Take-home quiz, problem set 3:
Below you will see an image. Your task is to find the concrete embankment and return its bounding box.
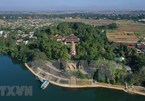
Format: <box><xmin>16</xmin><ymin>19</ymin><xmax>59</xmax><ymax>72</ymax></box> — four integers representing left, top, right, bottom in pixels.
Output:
<box><xmin>24</xmin><ymin>63</ymin><xmax>145</xmax><ymax>96</ymax></box>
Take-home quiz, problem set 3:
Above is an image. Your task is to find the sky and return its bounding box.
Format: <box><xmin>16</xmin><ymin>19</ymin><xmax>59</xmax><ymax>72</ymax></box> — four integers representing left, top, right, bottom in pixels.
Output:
<box><xmin>0</xmin><ymin>0</ymin><xmax>145</xmax><ymax>11</ymax></box>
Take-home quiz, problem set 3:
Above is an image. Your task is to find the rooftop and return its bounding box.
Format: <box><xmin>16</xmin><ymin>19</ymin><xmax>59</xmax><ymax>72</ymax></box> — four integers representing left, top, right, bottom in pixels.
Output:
<box><xmin>65</xmin><ymin>34</ymin><xmax>80</xmax><ymax>43</ymax></box>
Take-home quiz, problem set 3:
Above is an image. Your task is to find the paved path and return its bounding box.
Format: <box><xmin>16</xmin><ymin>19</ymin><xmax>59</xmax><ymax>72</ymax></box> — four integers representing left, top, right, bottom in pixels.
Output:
<box><xmin>24</xmin><ymin>63</ymin><xmax>145</xmax><ymax>97</ymax></box>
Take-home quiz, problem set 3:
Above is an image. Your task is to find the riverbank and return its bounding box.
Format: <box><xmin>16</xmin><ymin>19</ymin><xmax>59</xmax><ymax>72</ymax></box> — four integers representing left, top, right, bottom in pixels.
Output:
<box><xmin>24</xmin><ymin>63</ymin><xmax>145</xmax><ymax>96</ymax></box>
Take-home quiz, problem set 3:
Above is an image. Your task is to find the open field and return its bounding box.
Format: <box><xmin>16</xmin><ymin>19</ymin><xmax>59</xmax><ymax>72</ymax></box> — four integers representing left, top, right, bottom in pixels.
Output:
<box><xmin>63</xmin><ymin>18</ymin><xmax>118</xmax><ymax>26</ymax></box>
<box><xmin>135</xmin><ymin>30</ymin><xmax>145</xmax><ymax>37</ymax></box>
<box><xmin>115</xmin><ymin>20</ymin><xmax>145</xmax><ymax>32</ymax></box>
<box><xmin>63</xmin><ymin>19</ymin><xmax>145</xmax><ymax>31</ymax></box>
<box><xmin>63</xmin><ymin>19</ymin><xmax>145</xmax><ymax>43</ymax></box>
<box><xmin>106</xmin><ymin>20</ymin><xmax>145</xmax><ymax>43</ymax></box>
<box><xmin>107</xmin><ymin>31</ymin><xmax>139</xmax><ymax>44</ymax></box>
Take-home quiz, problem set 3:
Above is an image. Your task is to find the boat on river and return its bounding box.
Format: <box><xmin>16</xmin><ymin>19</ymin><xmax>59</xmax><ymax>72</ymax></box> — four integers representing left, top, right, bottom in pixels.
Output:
<box><xmin>41</xmin><ymin>80</ymin><xmax>49</xmax><ymax>89</ymax></box>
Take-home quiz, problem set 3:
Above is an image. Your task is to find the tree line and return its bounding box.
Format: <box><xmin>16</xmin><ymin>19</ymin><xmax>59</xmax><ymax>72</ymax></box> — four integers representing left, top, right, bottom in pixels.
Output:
<box><xmin>0</xmin><ymin>22</ymin><xmax>145</xmax><ymax>86</ymax></box>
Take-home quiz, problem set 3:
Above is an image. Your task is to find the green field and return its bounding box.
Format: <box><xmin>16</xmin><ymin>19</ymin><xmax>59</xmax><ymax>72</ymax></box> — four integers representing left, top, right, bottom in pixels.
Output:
<box><xmin>135</xmin><ymin>30</ymin><xmax>145</xmax><ymax>37</ymax></box>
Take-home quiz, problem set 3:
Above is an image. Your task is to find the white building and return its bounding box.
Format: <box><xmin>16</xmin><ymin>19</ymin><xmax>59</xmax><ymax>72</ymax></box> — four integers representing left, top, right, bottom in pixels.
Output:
<box><xmin>0</xmin><ymin>31</ymin><xmax>4</xmax><ymax>36</ymax></box>
<box><xmin>23</xmin><ymin>40</ymin><xmax>29</xmax><ymax>45</ymax></box>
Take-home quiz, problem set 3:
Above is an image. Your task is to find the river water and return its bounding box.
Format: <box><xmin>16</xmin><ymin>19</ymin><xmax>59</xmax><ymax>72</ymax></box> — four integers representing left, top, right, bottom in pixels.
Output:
<box><xmin>0</xmin><ymin>55</ymin><xmax>145</xmax><ymax>101</ymax></box>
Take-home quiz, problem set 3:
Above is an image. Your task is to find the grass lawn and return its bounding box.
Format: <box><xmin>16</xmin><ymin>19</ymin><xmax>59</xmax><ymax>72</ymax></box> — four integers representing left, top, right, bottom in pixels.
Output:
<box><xmin>135</xmin><ymin>30</ymin><xmax>145</xmax><ymax>37</ymax></box>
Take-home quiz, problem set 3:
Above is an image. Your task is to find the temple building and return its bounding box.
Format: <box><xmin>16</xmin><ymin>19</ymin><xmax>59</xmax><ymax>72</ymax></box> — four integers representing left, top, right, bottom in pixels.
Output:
<box><xmin>64</xmin><ymin>34</ymin><xmax>80</xmax><ymax>44</ymax></box>
<box><xmin>64</xmin><ymin>34</ymin><xmax>80</xmax><ymax>56</ymax></box>
<box><xmin>55</xmin><ymin>34</ymin><xmax>80</xmax><ymax>56</ymax></box>
<box><xmin>55</xmin><ymin>34</ymin><xmax>65</xmax><ymax>41</ymax></box>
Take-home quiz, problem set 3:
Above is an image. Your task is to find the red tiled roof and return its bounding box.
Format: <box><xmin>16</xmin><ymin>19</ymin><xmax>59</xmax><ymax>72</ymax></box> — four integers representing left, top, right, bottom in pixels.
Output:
<box><xmin>65</xmin><ymin>34</ymin><xmax>80</xmax><ymax>43</ymax></box>
<box><xmin>128</xmin><ymin>45</ymin><xmax>135</xmax><ymax>49</ymax></box>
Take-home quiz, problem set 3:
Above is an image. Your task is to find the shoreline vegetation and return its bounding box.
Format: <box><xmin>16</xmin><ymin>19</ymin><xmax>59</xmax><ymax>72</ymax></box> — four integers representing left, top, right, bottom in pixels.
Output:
<box><xmin>25</xmin><ymin>63</ymin><xmax>145</xmax><ymax>96</ymax></box>
<box><xmin>0</xmin><ymin>18</ymin><xmax>145</xmax><ymax>97</ymax></box>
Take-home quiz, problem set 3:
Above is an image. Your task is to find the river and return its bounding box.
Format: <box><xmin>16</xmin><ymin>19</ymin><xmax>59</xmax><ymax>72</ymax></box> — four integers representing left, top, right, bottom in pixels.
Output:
<box><xmin>0</xmin><ymin>55</ymin><xmax>145</xmax><ymax>101</ymax></box>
